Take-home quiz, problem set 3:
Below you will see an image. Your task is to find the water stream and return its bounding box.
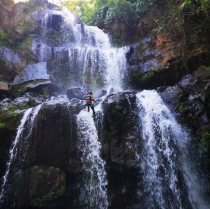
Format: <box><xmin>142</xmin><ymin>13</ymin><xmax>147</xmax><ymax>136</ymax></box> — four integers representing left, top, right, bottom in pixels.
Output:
<box><xmin>136</xmin><ymin>90</ymin><xmax>210</xmax><ymax>209</ymax></box>
<box><xmin>77</xmin><ymin>110</ymin><xmax>108</xmax><ymax>209</ymax></box>
<box><xmin>33</xmin><ymin>8</ymin><xmax>128</xmax><ymax>92</ymax></box>
<box><xmin>0</xmin><ymin>105</ymin><xmax>41</xmax><ymax>206</ymax></box>
<box><xmin>1</xmin><ymin>3</ymin><xmax>210</xmax><ymax>209</ymax></box>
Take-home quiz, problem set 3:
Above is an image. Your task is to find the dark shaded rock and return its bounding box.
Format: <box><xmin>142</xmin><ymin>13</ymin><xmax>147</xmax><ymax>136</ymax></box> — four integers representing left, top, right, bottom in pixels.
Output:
<box><xmin>1</xmin><ymin>98</ymin><xmax>83</xmax><ymax>208</ymax></box>
<box><xmin>0</xmin><ymin>127</ymin><xmax>16</xmax><ymax>186</ymax></box>
<box><xmin>29</xmin><ymin>100</ymin><xmax>77</xmax><ymax>169</ymax></box>
<box><xmin>101</xmin><ymin>91</ymin><xmax>140</xmax><ymax>168</ymax></box>
<box><xmin>179</xmin><ymin>74</ymin><xmax>197</xmax><ymax>88</ymax></box>
<box><xmin>47</xmin><ymin>14</ymin><xmax>63</xmax><ymax>31</ymax></box>
<box><xmin>68</xmin><ymin>98</ymin><xmax>86</xmax><ymax>114</ymax></box>
<box><xmin>13</xmin><ymin>165</ymin><xmax>66</xmax><ymax>209</ymax></box>
<box><xmin>158</xmin><ymin>85</ymin><xmax>182</xmax><ymax>114</ymax></box>
<box><xmin>12</xmin><ymin>97</ymin><xmax>30</xmax><ymax>107</ymax></box>
<box><xmin>25</xmin><ymin>80</ymin><xmax>60</xmax><ymax>96</ymax></box>
<box><xmin>66</xmin><ymin>87</ymin><xmax>87</xmax><ymax>100</ymax></box>
<box><xmin>100</xmin><ymin>91</ymin><xmax>142</xmax><ymax>208</ymax></box>
<box><xmin>159</xmin><ymin>66</ymin><xmax>210</xmax><ymax>178</ymax></box>
<box><xmin>126</xmin><ymin>7</ymin><xmax>210</xmax><ymax>91</ymax></box>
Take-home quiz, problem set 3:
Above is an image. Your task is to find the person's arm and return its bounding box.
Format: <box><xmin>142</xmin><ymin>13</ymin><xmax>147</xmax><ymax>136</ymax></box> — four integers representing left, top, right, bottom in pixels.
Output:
<box><xmin>92</xmin><ymin>97</ymin><xmax>97</xmax><ymax>103</ymax></box>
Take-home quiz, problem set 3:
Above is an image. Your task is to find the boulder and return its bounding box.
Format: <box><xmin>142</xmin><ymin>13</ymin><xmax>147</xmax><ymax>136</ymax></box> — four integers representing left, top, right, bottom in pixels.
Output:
<box><xmin>101</xmin><ymin>91</ymin><xmax>140</xmax><ymax>168</ymax></box>
<box><xmin>25</xmin><ymin>80</ymin><xmax>59</xmax><ymax>96</ymax></box>
<box><xmin>0</xmin><ymin>47</ymin><xmax>23</xmax><ymax>82</ymax></box>
<box><xmin>14</xmin><ymin>165</ymin><xmax>66</xmax><ymax>209</ymax></box>
<box><xmin>1</xmin><ymin>99</ymin><xmax>82</xmax><ymax>208</ymax></box>
<box><xmin>100</xmin><ymin>91</ymin><xmax>141</xmax><ymax>207</ymax></box>
<box><xmin>15</xmin><ymin>62</ymin><xmax>50</xmax><ymax>84</ymax></box>
<box><xmin>66</xmin><ymin>87</ymin><xmax>88</xmax><ymax>100</ymax></box>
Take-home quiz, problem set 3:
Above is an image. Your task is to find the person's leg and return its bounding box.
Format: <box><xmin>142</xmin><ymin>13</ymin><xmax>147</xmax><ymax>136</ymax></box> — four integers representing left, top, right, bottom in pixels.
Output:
<box><xmin>87</xmin><ymin>104</ymin><xmax>90</xmax><ymax>112</ymax></box>
<box><xmin>91</xmin><ymin>105</ymin><xmax>95</xmax><ymax>116</ymax></box>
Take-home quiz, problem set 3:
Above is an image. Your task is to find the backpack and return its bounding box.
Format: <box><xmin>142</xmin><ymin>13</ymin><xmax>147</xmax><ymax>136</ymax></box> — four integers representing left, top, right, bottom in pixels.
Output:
<box><xmin>86</xmin><ymin>95</ymin><xmax>92</xmax><ymax>104</ymax></box>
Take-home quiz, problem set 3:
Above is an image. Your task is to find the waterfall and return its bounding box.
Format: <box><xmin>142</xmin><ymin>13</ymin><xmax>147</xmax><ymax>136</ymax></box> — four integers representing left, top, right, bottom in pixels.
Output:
<box><xmin>136</xmin><ymin>90</ymin><xmax>210</xmax><ymax>209</ymax></box>
<box><xmin>0</xmin><ymin>105</ymin><xmax>41</xmax><ymax>206</ymax></box>
<box><xmin>32</xmin><ymin>7</ymin><xmax>128</xmax><ymax>92</ymax></box>
<box><xmin>77</xmin><ymin>110</ymin><xmax>108</xmax><ymax>209</ymax></box>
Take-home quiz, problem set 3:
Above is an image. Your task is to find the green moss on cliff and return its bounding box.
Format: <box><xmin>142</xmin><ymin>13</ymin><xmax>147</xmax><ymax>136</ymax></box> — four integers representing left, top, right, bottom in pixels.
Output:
<box><xmin>0</xmin><ymin>28</ymin><xmax>13</xmax><ymax>46</ymax></box>
<box><xmin>0</xmin><ymin>109</ymin><xmax>21</xmax><ymax>130</ymax></box>
<box><xmin>130</xmin><ymin>66</ymin><xmax>169</xmax><ymax>89</ymax></box>
<box><xmin>11</xmin><ymin>84</ymin><xmax>27</xmax><ymax>98</ymax></box>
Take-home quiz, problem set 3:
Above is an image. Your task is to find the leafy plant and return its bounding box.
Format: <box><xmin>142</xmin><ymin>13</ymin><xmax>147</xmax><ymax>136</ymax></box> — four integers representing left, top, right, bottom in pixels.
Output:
<box><xmin>181</xmin><ymin>0</ymin><xmax>210</xmax><ymax>13</ymax></box>
<box><xmin>0</xmin><ymin>109</ymin><xmax>21</xmax><ymax>130</ymax></box>
<box><xmin>0</xmin><ymin>28</ymin><xmax>13</xmax><ymax>46</ymax></box>
<box><xmin>42</xmin><ymin>87</ymin><xmax>49</xmax><ymax>98</ymax></box>
<box><xmin>0</xmin><ymin>122</ymin><xmax>6</xmax><ymax>129</ymax></box>
<box><xmin>201</xmin><ymin>131</ymin><xmax>210</xmax><ymax>152</ymax></box>
<box><xmin>8</xmin><ymin>105</ymin><xmax>18</xmax><ymax>111</ymax></box>
<box><xmin>43</xmin><ymin>186</ymin><xmax>66</xmax><ymax>199</ymax></box>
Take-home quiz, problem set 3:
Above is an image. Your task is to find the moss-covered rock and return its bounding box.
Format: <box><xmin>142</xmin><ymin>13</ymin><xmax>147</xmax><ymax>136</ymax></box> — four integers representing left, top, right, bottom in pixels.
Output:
<box><xmin>14</xmin><ymin>165</ymin><xmax>66</xmax><ymax>208</ymax></box>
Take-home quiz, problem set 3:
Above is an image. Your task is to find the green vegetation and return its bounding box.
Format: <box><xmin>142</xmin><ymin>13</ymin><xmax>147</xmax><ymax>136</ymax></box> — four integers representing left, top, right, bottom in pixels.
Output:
<box><xmin>62</xmin><ymin>0</ymin><xmax>153</xmax><ymax>44</ymax></box>
<box><xmin>42</xmin><ymin>186</ymin><xmax>66</xmax><ymax>199</ymax></box>
<box><xmin>40</xmin><ymin>108</ymin><xmax>47</xmax><ymax>121</ymax></box>
<box><xmin>31</xmin><ymin>185</ymin><xmax>65</xmax><ymax>205</ymax></box>
<box><xmin>0</xmin><ymin>28</ymin><xmax>13</xmax><ymax>46</ymax></box>
<box><xmin>8</xmin><ymin>105</ymin><xmax>18</xmax><ymax>111</ymax></box>
<box><xmin>63</xmin><ymin>0</ymin><xmax>210</xmax><ymax>25</ymax></box>
<box><xmin>0</xmin><ymin>109</ymin><xmax>21</xmax><ymax>130</ymax></box>
<box><xmin>62</xmin><ymin>0</ymin><xmax>149</xmax><ymax>27</ymax></box>
<box><xmin>140</xmin><ymin>68</ymin><xmax>166</xmax><ymax>82</ymax></box>
<box><xmin>0</xmin><ymin>122</ymin><xmax>6</xmax><ymax>129</ymax></box>
<box><xmin>11</xmin><ymin>84</ymin><xmax>27</xmax><ymax>98</ymax></box>
<box><xmin>181</xmin><ymin>0</ymin><xmax>210</xmax><ymax>13</ymax></box>
<box><xmin>42</xmin><ymin>87</ymin><xmax>49</xmax><ymax>98</ymax></box>
<box><xmin>201</xmin><ymin>131</ymin><xmax>210</xmax><ymax>150</ymax></box>
<box><xmin>45</xmin><ymin>30</ymin><xmax>63</xmax><ymax>45</ymax></box>
<box><xmin>201</xmin><ymin>131</ymin><xmax>210</xmax><ymax>163</ymax></box>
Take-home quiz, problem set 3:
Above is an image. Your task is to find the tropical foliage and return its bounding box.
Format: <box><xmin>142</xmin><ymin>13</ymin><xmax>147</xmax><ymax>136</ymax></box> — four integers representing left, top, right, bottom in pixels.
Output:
<box><xmin>61</xmin><ymin>0</ymin><xmax>210</xmax><ymax>26</ymax></box>
<box><xmin>181</xmin><ymin>0</ymin><xmax>210</xmax><ymax>13</ymax></box>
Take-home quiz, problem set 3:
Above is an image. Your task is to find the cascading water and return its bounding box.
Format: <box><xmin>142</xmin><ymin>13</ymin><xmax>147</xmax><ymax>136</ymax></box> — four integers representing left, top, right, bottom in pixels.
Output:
<box><xmin>33</xmin><ymin>5</ymin><xmax>128</xmax><ymax>209</ymax></box>
<box><xmin>77</xmin><ymin>110</ymin><xmax>108</xmax><ymax>209</ymax></box>
<box><xmin>135</xmin><ymin>90</ymin><xmax>210</xmax><ymax>209</ymax></box>
<box><xmin>2</xmin><ymin>2</ymin><xmax>210</xmax><ymax>209</ymax></box>
<box><xmin>0</xmin><ymin>105</ymin><xmax>41</xmax><ymax>207</ymax></box>
<box><xmin>32</xmin><ymin>7</ymin><xmax>128</xmax><ymax>92</ymax></box>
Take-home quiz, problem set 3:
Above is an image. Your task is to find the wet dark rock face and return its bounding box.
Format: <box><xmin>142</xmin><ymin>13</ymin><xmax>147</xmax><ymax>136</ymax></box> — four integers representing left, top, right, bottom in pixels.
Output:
<box><xmin>158</xmin><ymin>66</ymin><xmax>210</xmax><ymax>177</ymax></box>
<box><xmin>124</xmin><ymin>4</ymin><xmax>210</xmax><ymax>91</ymax></box>
<box><xmin>159</xmin><ymin>66</ymin><xmax>210</xmax><ymax>134</ymax></box>
<box><xmin>0</xmin><ymin>92</ymin><xmax>144</xmax><ymax>209</ymax></box>
<box><xmin>100</xmin><ymin>91</ymin><xmax>141</xmax><ymax>207</ymax></box>
<box><xmin>14</xmin><ymin>166</ymin><xmax>66</xmax><ymax>209</ymax></box>
<box><xmin>0</xmin><ymin>97</ymin><xmax>85</xmax><ymax>208</ymax></box>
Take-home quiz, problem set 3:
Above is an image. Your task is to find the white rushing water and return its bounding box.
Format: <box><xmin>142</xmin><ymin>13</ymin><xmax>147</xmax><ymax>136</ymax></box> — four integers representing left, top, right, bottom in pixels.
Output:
<box><xmin>0</xmin><ymin>105</ymin><xmax>41</xmax><ymax>205</ymax></box>
<box><xmin>77</xmin><ymin>110</ymin><xmax>108</xmax><ymax>209</ymax></box>
<box><xmin>136</xmin><ymin>90</ymin><xmax>210</xmax><ymax>209</ymax></box>
<box><xmin>32</xmin><ymin>7</ymin><xmax>128</xmax><ymax>92</ymax></box>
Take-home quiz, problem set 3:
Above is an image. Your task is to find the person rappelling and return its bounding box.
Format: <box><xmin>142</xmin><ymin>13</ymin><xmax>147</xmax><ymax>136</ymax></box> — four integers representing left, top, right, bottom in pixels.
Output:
<box><xmin>85</xmin><ymin>91</ymin><xmax>96</xmax><ymax>117</ymax></box>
